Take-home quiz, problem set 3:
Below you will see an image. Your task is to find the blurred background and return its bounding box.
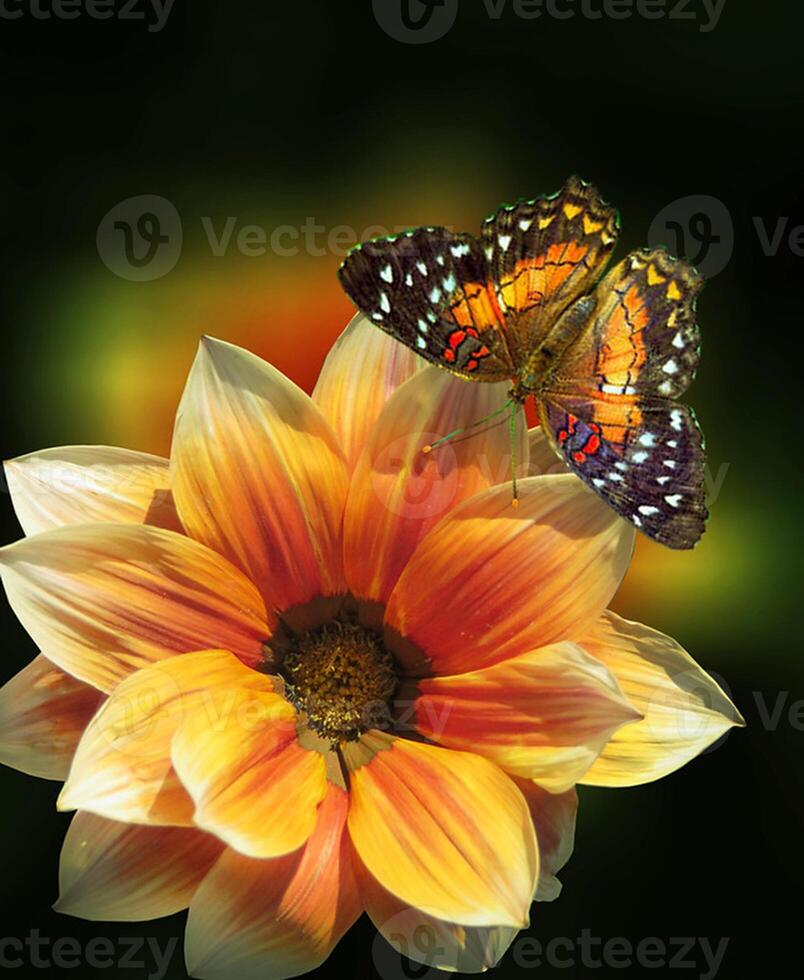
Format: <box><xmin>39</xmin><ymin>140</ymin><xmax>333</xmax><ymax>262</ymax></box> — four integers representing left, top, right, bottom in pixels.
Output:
<box><xmin>0</xmin><ymin>1</ymin><xmax>801</xmax><ymax>977</ymax></box>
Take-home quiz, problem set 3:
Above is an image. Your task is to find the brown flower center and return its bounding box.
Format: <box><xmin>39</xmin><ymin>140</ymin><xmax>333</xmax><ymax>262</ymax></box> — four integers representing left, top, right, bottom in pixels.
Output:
<box><xmin>279</xmin><ymin>620</ymin><xmax>398</xmax><ymax>743</ymax></box>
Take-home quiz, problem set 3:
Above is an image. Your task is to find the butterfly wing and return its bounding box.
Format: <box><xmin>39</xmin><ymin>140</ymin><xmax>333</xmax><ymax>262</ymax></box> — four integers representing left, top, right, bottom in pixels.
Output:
<box><xmin>338</xmin><ymin>227</ymin><xmax>514</xmax><ymax>381</ymax></box>
<box><xmin>480</xmin><ymin>175</ymin><xmax>620</xmax><ymax>367</ymax></box>
<box><xmin>539</xmin><ymin>248</ymin><xmax>707</xmax><ymax>549</ymax></box>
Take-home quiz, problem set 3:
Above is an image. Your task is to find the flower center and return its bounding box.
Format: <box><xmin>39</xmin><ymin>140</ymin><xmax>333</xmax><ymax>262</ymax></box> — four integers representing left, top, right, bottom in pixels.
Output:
<box><xmin>279</xmin><ymin>620</ymin><xmax>398</xmax><ymax>743</ymax></box>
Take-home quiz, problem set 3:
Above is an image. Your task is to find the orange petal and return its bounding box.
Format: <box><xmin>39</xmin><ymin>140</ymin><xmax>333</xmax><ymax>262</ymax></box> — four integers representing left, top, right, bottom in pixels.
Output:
<box><xmin>171</xmin><ymin>337</ymin><xmax>349</xmax><ymax>613</ymax></box>
<box><xmin>312</xmin><ymin>313</ymin><xmax>422</xmax><ymax>468</ymax></box>
<box><xmin>59</xmin><ymin>650</ymin><xmax>273</xmax><ymax>826</ymax></box>
<box><xmin>359</xmin><ymin>855</ymin><xmax>519</xmax><ymax>973</ymax></box>
<box><xmin>4</xmin><ymin>446</ymin><xmax>182</xmax><ymax>537</ymax></box>
<box><xmin>580</xmin><ymin>611</ymin><xmax>745</xmax><ymax>787</ymax></box>
<box><xmin>185</xmin><ymin>785</ymin><xmax>361</xmax><ymax>980</ymax></box>
<box><xmin>514</xmin><ymin>781</ymin><xmax>578</xmax><ymax>902</ymax></box>
<box><xmin>385</xmin><ymin>475</ymin><xmax>635</xmax><ymax>676</ymax></box>
<box><xmin>0</xmin><ymin>523</ymin><xmax>271</xmax><ymax>693</ymax></box>
<box><xmin>343</xmin><ymin>367</ymin><xmax>527</xmax><ymax>603</ymax></box>
<box><xmin>171</xmin><ymin>684</ymin><xmax>327</xmax><ymax>858</ymax></box>
<box><xmin>406</xmin><ymin>642</ymin><xmax>640</xmax><ymax>792</ymax></box>
<box><xmin>55</xmin><ymin>811</ymin><xmax>223</xmax><ymax>921</ymax></box>
<box><xmin>0</xmin><ymin>654</ymin><xmax>104</xmax><ymax>780</ymax></box>
<box><xmin>527</xmin><ymin>426</ymin><xmax>568</xmax><ymax>477</ymax></box>
<box><xmin>343</xmin><ymin>732</ymin><xmax>538</xmax><ymax>928</ymax></box>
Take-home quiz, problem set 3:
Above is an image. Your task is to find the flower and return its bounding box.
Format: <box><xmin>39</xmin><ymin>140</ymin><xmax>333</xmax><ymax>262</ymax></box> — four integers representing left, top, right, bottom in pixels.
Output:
<box><xmin>0</xmin><ymin>315</ymin><xmax>742</xmax><ymax>978</ymax></box>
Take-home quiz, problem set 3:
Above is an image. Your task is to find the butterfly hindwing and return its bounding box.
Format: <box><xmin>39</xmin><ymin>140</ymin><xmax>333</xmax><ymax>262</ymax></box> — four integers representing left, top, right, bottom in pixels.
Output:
<box><xmin>338</xmin><ymin>227</ymin><xmax>513</xmax><ymax>381</ymax></box>
<box><xmin>480</xmin><ymin>175</ymin><xmax>620</xmax><ymax>366</ymax></box>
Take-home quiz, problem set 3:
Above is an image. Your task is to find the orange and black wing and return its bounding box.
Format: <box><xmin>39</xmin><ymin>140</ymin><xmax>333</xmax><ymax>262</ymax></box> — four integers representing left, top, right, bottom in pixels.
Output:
<box><xmin>539</xmin><ymin>249</ymin><xmax>707</xmax><ymax>549</ymax></box>
<box><xmin>480</xmin><ymin>175</ymin><xmax>619</xmax><ymax>368</ymax></box>
<box><xmin>338</xmin><ymin>227</ymin><xmax>513</xmax><ymax>382</ymax></box>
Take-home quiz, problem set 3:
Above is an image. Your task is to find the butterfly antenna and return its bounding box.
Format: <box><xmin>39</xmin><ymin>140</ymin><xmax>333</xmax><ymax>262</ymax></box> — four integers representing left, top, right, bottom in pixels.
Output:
<box><xmin>509</xmin><ymin>401</ymin><xmax>519</xmax><ymax>508</ymax></box>
<box><xmin>422</xmin><ymin>400</ymin><xmax>513</xmax><ymax>454</ymax></box>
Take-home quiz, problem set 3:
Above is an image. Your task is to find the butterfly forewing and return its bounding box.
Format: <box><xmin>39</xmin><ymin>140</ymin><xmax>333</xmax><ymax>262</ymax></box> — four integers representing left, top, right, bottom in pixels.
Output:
<box><xmin>338</xmin><ymin>227</ymin><xmax>513</xmax><ymax>381</ymax></box>
<box><xmin>480</xmin><ymin>175</ymin><xmax>620</xmax><ymax>366</ymax></box>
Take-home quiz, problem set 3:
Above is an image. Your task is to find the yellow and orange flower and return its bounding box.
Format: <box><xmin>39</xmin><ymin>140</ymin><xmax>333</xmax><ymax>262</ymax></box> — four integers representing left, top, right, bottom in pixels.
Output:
<box><xmin>0</xmin><ymin>315</ymin><xmax>742</xmax><ymax>978</ymax></box>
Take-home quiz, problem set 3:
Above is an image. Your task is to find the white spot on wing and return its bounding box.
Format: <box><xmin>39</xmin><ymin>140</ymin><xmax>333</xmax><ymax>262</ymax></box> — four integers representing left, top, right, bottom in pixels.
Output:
<box><xmin>499</xmin><ymin>234</ymin><xmax>512</xmax><ymax>251</ymax></box>
<box><xmin>663</xmin><ymin>359</ymin><xmax>679</xmax><ymax>375</ymax></box>
<box><xmin>670</xmin><ymin>410</ymin><xmax>683</xmax><ymax>431</ymax></box>
<box><xmin>380</xmin><ymin>263</ymin><xmax>393</xmax><ymax>283</ymax></box>
<box><xmin>638</xmin><ymin>505</ymin><xmax>660</xmax><ymax>516</ymax></box>
<box><xmin>665</xmin><ymin>494</ymin><xmax>682</xmax><ymax>507</ymax></box>
<box><xmin>638</xmin><ymin>432</ymin><xmax>656</xmax><ymax>447</ymax></box>
<box><xmin>379</xmin><ymin>292</ymin><xmax>391</xmax><ymax>314</ymax></box>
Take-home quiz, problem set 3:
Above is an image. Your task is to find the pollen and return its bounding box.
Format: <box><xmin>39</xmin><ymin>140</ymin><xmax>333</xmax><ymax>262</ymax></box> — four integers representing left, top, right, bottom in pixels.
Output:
<box><xmin>280</xmin><ymin>621</ymin><xmax>398</xmax><ymax>743</ymax></box>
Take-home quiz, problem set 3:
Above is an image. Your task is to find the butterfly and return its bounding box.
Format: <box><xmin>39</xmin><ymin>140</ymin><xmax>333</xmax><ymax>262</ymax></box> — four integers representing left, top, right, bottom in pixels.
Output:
<box><xmin>338</xmin><ymin>176</ymin><xmax>707</xmax><ymax>549</ymax></box>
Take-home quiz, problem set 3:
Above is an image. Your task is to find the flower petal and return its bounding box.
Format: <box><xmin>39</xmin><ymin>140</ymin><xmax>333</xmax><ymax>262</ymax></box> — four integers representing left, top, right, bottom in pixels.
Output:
<box><xmin>55</xmin><ymin>811</ymin><xmax>223</xmax><ymax>921</ymax></box>
<box><xmin>343</xmin><ymin>367</ymin><xmax>527</xmax><ymax>603</ymax></box>
<box><xmin>360</xmin><ymin>858</ymin><xmax>519</xmax><ymax>973</ymax></box>
<box><xmin>171</xmin><ymin>337</ymin><xmax>349</xmax><ymax>613</ymax></box>
<box><xmin>4</xmin><ymin>446</ymin><xmax>182</xmax><ymax>537</ymax></box>
<box><xmin>343</xmin><ymin>732</ymin><xmax>538</xmax><ymax>928</ymax></box>
<box><xmin>312</xmin><ymin>313</ymin><xmax>422</xmax><ymax>468</ymax></box>
<box><xmin>171</xmin><ymin>685</ymin><xmax>327</xmax><ymax>858</ymax></box>
<box><xmin>0</xmin><ymin>654</ymin><xmax>104</xmax><ymax>780</ymax></box>
<box><xmin>514</xmin><ymin>781</ymin><xmax>578</xmax><ymax>902</ymax></box>
<box><xmin>0</xmin><ymin>523</ymin><xmax>271</xmax><ymax>693</ymax></box>
<box><xmin>526</xmin><ymin>426</ymin><xmax>568</xmax><ymax>477</ymax></box>
<box><xmin>185</xmin><ymin>785</ymin><xmax>361</xmax><ymax>980</ymax></box>
<box><xmin>404</xmin><ymin>642</ymin><xmax>640</xmax><ymax>792</ymax></box>
<box><xmin>59</xmin><ymin>650</ymin><xmax>273</xmax><ymax>826</ymax></box>
<box><xmin>385</xmin><ymin>475</ymin><xmax>635</xmax><ymax>676</ymax></box>
<box><xmin>580</xmin><ymin>611</ymin><xmax>745</xmax><ymax>787</ymax></box>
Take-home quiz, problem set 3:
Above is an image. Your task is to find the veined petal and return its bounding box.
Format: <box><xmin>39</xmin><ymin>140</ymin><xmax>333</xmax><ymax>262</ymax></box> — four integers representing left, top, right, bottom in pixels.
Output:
<box><xmin>171</xmin><ymin>685</ymin><xmax>327</xmax><ymax>858</ymax></box>
<box><xmin>0</xmin><ymin>523</ymin><xmax>271</xmax><ymax>693</ymax></box>
<box><xmin>0</xmin><ymin>654</ymin><xmax>104</xmax><ymax>780</ymax></box>
<box><xmin>55</xmin><ymin>811</ymin><xmax>223</xmax><ymax>921</ymax></box>
<box><xmin>171</xmin><ymin>337</ymin><xmax>349</xmax><ymax>613</ymax></box>
<box><xmin>343</xmin><ymin>367</ymin><xmax>527</xmax><ymax>604</ymax></box>
<box><xmin>580</xmin><ymin>611</ymin><xmax>745</xmax><ymax>787</ymax></box>
<box><xmin>343</xmin><ymin>732</ymin><xmax>538</xmax><ymax>928</ymax></box>
<box><xmin>514</xmin><ymin>781</ymin><xmax>578</xmax><ymax>902</ymax></box>
<box><xmin>360</xmin><ymin>858</ymin><xmax>519</xmax><ymax>973</ymax></box>
<box><xmin>4</xmin><ymin>446</ymin><xmax>181</xmax><ymax>537</ymax></box>
<box><xmin>59</xmin><ymin>650</ymin><xmax>273</xmax><ymax>826</ymax></box>
<box><xmin>405</xmin><ymin>642</ymin><xmax>640</xmax><ymax>792</ymax></box>
<box><xmin>312</xmin><ymin>313</ymin><xmax>422</xmax><ymax>468</ymax></box>
<box><xmin>186</xmin><ymin>785</ymin><xmax>361</xmax><ymax>980</ymax></box>
<box><xmin>385</xmin><ymin>476</ymin><xmax>635</xmax><ymax>676</ymax></box>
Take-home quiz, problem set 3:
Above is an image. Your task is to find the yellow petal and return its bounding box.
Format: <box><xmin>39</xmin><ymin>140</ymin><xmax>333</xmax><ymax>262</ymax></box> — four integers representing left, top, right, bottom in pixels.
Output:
<box><xmin>312</xmin><ymin>313</ymin><xmax>422</xmax><ymax>468</ymax></box>
<box><xmin>343</xmin><ymin>732</ymin><xmax>538</xmax><ymax>928</ymax></box>
<box><xmin>406</xmin><ymin>642</ymin><xmax>640</xmax><ymax>792</ymax></box>
<box><xmin>0</xmin><ymin>523</ymin><xmax>271</xmax><ymax>693</ymax></box>
<box><xmin>0</xmin><ymin>654</ymin><xmax>104</xmax><ymax>780</ymax></box>
<box><xmin>343</xmin><ymin>366</ymin><xmax>527</xmax><ymax>603</ymax></box>
<box><xmin>359</xmin><ymin>855</ymin><xmax>519</xmax><ymax>973</ymax></box>
<box><xmin>55</xmin><ymin>811</ymin><xmax>223</xmax><ymax>921</ymax></box>
<box><xmin>59</xmin><ymin>650</ymin><xmax>273</xmax><ymax>826</ymax></box>
<box><xmin>171</xmin><ymin>685</ymin><xmax>327</xmax><ymax>858</ymax></box>
<box><xmin>580</xmin><ymin>611</ymin><xmax>745</xmax><ymax>786</ymax></box>
<box><xmin>514</xmin><ymin>781</ymin><xmax>578</xmax><ymax>902</ymax></box>
<box><xmin>186</xmin><ymin>785</ymin><xmax>361</xmax><ymax>980</ymax></box>
<box><xmin>4</xmin><ymin>446</ymin><xmax>181</xmax><ymax>537</ymax></box>
<box><xmin>385</xmin><ymin>475</ymin><xmax>635</xmax><ymax>676</ymax></box>
<box><xmin>171</xmin><ymin>337</ymin><xmax>349</xmax><ymax>613</ymax></box>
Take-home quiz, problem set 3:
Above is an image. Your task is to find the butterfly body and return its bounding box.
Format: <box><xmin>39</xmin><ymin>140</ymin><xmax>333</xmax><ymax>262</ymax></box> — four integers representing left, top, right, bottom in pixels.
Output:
<box><xmin>339</xmin><ymin>177</ymin><xmax>708</xmax><ymax>549</ymax></box>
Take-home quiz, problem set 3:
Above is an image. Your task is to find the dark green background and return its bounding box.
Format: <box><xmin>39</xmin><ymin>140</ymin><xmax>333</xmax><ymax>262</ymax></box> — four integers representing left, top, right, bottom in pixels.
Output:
<box><xmin>1</xmin><ymin>1</ymin><xmax>801</xmax><ymax>977</ymax></box>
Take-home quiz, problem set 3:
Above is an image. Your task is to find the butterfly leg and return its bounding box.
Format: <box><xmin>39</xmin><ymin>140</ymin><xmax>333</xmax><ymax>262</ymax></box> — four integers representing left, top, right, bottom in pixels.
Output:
<box><xmin>509</xmin><ymin>402</ymin><xmax>519</xmax><ymax>508</ymax></box>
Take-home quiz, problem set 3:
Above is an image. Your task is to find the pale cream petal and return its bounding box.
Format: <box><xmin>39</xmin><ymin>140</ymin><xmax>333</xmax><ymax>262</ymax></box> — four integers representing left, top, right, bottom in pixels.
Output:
<box><xmin>4</xmin><ymin>446</ymin><xmax>181</xmax><ymax>537</ymax></box>
<box><xmin>581</xmin><ymin>611</ymin><xmax>745</xmax><ymax>786</ymax></box>
<box><xmin>171</xmin><ymin>337</ymin><xmax>349</xmax><ymax>613</ymax></box>
<box><xmin>185</xmin><ymin>785</ymin><xmax>361</xmax><ymax>980</ymax></box>
<box><xmin>0</xmin><ymin>524</ymin><xmax>271</xmax><ymax>693</ymax></box>
<box><xmin>526</xmin><ymin>426</ymin><xmax>568</xmax><ymax>477</ymax></box>
<box><xmin>312</xmin><ymin>313</ymin><xmax>422</xmax><ymax>467</ymax></box>
<box><xmin>343</xmin><ymin>732</ymin><xmax>538</xmax><ymax>929</ymax></box>
<box><xmin>343</xmin><ymin>366</ymin><xmax>527</xmax><ymax>604</ymax></box>
<box><xmin>55</xmin><ymin>811</ymin><xmax>223</xmax><ymax>921</ymax></box>
<box><xmin>514</xmin><ymin>781</ymin><xmax>578</xmax><ymax>902</ymax></box>
<box><xmin>59</xmin><ymin>650</ymin><xmax>273</xmax><ymax>826</ymax></box>
<box><xmin>0</xmin><ymin>654</ymin><xmax>104</xmax><ymax>780</ymax></box>
<box><xmin>385</xmin><ymin>475</ymin><xmax>635</xmax><ymax>676</ymax></box>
